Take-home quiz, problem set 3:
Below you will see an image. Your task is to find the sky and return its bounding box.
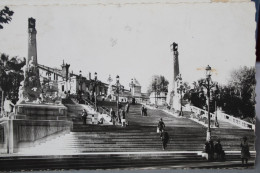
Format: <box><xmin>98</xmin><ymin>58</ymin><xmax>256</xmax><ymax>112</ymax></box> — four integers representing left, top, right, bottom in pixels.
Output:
<box><xmin>0</xmin><ymin>0</ymin><xmax>257</xmax><ymax>92</ymax></box>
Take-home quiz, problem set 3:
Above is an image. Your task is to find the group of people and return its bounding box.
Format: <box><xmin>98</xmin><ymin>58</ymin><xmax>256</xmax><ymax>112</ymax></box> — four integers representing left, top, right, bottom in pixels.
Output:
<box><xmin>204</xmin><ymin>138</ymin><xmax>225</xmax><ymax>161</ymax></box>
<box><xmin>110</xmin><ymin>102</ymin><xmax>130</xmax><ymax>126</ymax></box>
<box><xmin>157</xmin><ymin>118</ymin><xmax>169</xmax><ymax>150</ymax></box>
<box><xmin>205</xmin><ymin>136</ymin><xmax>251</xmax><ymax>165</ymax></box>
<box><xmin>141</xmin><ymin>105</ymin><xmax>148</xmax><ymax>116</ymax></box>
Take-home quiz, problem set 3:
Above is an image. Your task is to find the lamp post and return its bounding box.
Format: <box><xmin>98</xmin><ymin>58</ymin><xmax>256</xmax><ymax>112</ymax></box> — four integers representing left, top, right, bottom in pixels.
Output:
<box><xmin>115</xmin><ymin>75</ymin><xmax>124</xmax><ymax>120</ymax></box>
<box><xmin>94</xmin><ymin>72</ymin><xmax>97</xmax><ymax>110</ymax></box>
<box><xmin>200</xmin><ymin>65</ymin><xmax>216</xmax><ymax>141</ymax></box>
<box><xmin>78</xmin><ymin>70</ymin><xmax>83</xmax><ymax>100</ymax></box>
<box><xmin>213</xmin><ymin>84</ymin><xmax>220</xmax><ymax>127</ymax></box>
<box><xmin>89</xmin><ymin>72</ymin><xmax>101</xmax><ymax>110</ymax></box>
<box><xmin>177</xmin><ymin>75</ymin><xmax>185</xmax><ymax>116</ymax></box>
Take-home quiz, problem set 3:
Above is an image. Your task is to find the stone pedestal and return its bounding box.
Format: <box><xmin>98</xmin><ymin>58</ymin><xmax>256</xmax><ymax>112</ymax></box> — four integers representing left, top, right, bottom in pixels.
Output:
<box><xmin>15</xmin><ymin>103</ymin><xmax>67</xmax><ymax>120</ymax></box>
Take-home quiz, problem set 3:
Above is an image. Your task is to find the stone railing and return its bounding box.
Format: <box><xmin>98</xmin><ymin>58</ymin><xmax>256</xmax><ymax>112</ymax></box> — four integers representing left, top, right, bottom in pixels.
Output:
<box><xmin>0</xmin><ymin>121</ymin><xmax>8</xmax><ymax>154</ymax></box>
<box><xmin>189</xmin><ymin>106</ymin><xmax>255</xmax><ymax>130</ymax></box>
<box><xmin>1</xmin><ymin>119</ymin><xmax>72</xmax><ymax>153</ymax></box>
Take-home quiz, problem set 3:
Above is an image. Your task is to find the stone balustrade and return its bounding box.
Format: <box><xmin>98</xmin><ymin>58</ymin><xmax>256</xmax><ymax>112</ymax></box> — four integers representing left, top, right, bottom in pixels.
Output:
<box><xmin>188</xmin><ymin>106</ymin><xmax>255</xmax><ymax>130</ymax></box>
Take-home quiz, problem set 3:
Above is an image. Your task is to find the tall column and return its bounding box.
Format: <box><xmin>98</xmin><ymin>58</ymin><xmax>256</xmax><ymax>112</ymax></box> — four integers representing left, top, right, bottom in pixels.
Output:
<box><xmin>27</xmin><ymin>18</ymin><xmax>38</xmax><ymax>70</ymax></box>
<box><xmin>172</xmin><ymin>42</ymin><xmax>180</xmax><ymax>90</ymax></box>
<box><xmin>18</xmin><ymin>17</ymin><xmax>41</xmax><ymax>102</ymax></box>
<box><xmin>166</xmin><ymin>42</ymin><xmax>180</xmax><ymax>107</ymax></box>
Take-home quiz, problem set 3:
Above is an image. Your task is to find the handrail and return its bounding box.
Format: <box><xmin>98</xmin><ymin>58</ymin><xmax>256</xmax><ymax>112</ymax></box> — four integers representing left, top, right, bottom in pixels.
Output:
<box><xmin>190</xmin><ymin>105</ymin><xmax>255</xmax><ymax>130</ymax></box>
<box><xmin>82</xmin><ymin>98</ymin><xmax>111</xmax><ymax>117</ymax></box>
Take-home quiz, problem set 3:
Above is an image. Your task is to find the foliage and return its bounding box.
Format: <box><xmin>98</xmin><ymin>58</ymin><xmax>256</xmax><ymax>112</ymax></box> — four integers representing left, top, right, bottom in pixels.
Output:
<box><xmin>221</xmin><ymin>66</ymin><xmax>256</xmax><ymax>120</ymax></box>
<box><xmin>0</xmin><ymin>6</ymin><xmax>14</xmax><ymax>29</ymax></box>
<box><xmin>0</xmin><ymin>53</ymin><xmax>26</xmax><ymax>102</ymax></box>
<box><xmin>147</xmin><ymin>75</ymin><xmax>169</xmax><ymax>95</ymax></box>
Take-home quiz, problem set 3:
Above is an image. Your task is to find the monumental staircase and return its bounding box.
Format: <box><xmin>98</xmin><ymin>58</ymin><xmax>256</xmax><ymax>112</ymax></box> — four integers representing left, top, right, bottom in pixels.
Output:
<box><xmin>0</xmin><ymin>101</ymin><xmax>255</xmax><ymax>170</ymax></box>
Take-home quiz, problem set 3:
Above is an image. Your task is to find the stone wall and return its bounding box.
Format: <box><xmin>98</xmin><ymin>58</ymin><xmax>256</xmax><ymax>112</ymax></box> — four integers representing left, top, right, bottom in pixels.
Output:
<box><xmin>0</xmin><ymin>121</ymin><xmax>8</xmax><ymax>154</ymax></box>
<box><xmin>2</xmin><ymin>119</ymin><xmax>72</xmax><ymax>153</ymax></box>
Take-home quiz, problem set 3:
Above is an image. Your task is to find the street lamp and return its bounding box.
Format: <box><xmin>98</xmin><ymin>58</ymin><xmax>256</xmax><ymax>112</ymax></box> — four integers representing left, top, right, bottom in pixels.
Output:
<box><xmin>213</xmin><ymin>84</ymin><xmax>220</xmax><ymax>127</ymax></box>
<box><xmin>89</xmin><ymin>72</ymin><xmax>101</xmax><ymax>110</ymax></box>
<box><xmin>177</xmin><ymin>74</ymin><xmax>185</xmax><ymax>116</ymax></box>
<box><xmin>200</xmin><ymin>65</ymin><xmax>216</xmax><ymax>141</ymax></box>
<box><xmin>115</xmin><ymin>75</ymin><xmax>124</xmax><ymax>122</ymax></box>
<box><xmin>94</xmin><ymin>72</ymin><xmax>97</xmax><ymax>110</ymax></box>
<box><xmin>78</xmin><ymin>70</ymin><xmax>83</xmax><ymax>100</ymax></box>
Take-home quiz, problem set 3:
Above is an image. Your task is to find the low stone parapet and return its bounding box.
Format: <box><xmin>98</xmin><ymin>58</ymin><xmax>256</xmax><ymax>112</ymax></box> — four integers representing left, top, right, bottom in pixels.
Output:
<box><xmin>15</xmin><ymin>103</ymin><xmax>68</xmax><ymax>120</ymax></box>
<box><xmin>1</xmin><ymin>119</ymin><xmax>72</xmax><ymax>153</ymax></box>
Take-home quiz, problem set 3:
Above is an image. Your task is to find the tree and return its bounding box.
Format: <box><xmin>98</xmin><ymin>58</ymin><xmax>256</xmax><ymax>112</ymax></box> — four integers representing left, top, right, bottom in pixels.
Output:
<box><xmin>0</xmin><ymin>6</ymin><xmax>14</xmax><ymax>29</ymax></box>
<box><xmin>184</xmin><ymin>80</ymin><xmax>207</xmax><ymax>109</ymax></box>
<box><xmin>0</xmin><ymin>53</ymin><xmax>26</xmax><ymax>115</ymax></box>
<box><xmin>222</xmin><ymin>66</ymin><xmax>256</xmax><ymax>121</ymax></box>
<box><xmin>147</xmin><ymin>75</ymin><xmax>169</xmax><ymax>95</ymax></box>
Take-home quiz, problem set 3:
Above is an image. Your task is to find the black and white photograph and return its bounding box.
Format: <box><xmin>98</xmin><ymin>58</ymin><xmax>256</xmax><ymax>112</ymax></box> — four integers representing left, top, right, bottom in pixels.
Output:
<box><xmin>0</xmin><ymin>0</ymin><xmax>257</xmax><ymax>170</ymax></box>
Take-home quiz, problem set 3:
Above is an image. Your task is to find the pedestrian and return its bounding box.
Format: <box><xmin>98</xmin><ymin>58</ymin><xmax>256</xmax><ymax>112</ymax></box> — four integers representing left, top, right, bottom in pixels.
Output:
<box><xmin>141</xmin><ymin>105</ymin><xmax>145</xmax><ymax>116</ymax></box>
<box><xmin>4</xmin><ymin>96</ymin><xmax>15</xmax><ymax>117</ymax></box>
<box><xmin>214</xmin><ymin>139</ymin><xmax>225</xmax><ymax>161</ymax></box>
<box><xmin>117</xmin><ymin>107</ymin><xmax>122</xmax><ymax>123</ymax></box>
<box><xmin>110</xmin><ymin>108</ymin><xmax>116</xmax><ymax>125</ymax></box>
<box><xmin>125</xmin><ymin>102</ymin><xmax>130</xmax><ymax>114</ymax></box>
<box><xmin>121</xmin><ymin>109</ymin><xmax>126</xmax><ymax>127</ymax></box>
<box><xmin>208</xmin><ymin>138</ymin><xmax>215</xmax><ymax>161</ymax></box>
<box><xmin>160</xmin><ymin>129</ymin><xmax>169</xmax><ymax>150</ymax></box>
<box><xmin>144</xmin><ymin>107</ymin><xmax>148</xmax><ymax>116</ymax></box>
<box><xmin>240</xmin><ymin>136</ymin><xmax>250</xmax><ymax>166</ymax></box>
<box><xmin>157</xmin><ymin>118</ymin><xmax>165</xmax><ymax>134</ymax></box>
<box><xmin>81</xmin><ymin>109</ymin><xmax>88</xmax><ymax>125</ymax></box>
<box><xmin>91</xmin><ymin>114</ymin><xmax>95</xmax><ymax>124</ymax></box>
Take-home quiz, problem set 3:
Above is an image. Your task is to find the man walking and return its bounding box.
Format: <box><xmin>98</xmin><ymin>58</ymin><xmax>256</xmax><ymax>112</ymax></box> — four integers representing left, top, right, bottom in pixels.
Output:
<box><xmin>160</xmin><ymin>129</ymin><xmax>169</xmax><ymax>150</ymax></box>
<box><xmin>157</xmin><ymin>118</ymin><xmax>165</xmax><ymax>134</ymax></box>
<box><xmin>125</xmin><ymin>102</ymin><xmax>130</xmax><ymax>114</ymax></box>
<box><xmin>81</xmin><ymin>109</ymin><xmax>88</xmax><ymax>125</ymax></box>
<box><xmin>141</xmin><ymin>105</ymin><xmax>145</xmax><ymax>116</ymax></box>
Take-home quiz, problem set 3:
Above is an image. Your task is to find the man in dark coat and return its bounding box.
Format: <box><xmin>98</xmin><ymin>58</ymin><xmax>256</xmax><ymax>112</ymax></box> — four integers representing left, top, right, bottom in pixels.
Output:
<box><xmin>141</xmin><ymin>105</ymin><xmax>145</xmax><ymax>116</ymax></box>
<box><xmin>160</xmin><ymin>129</ymin><xmax>169</xmax><ymax>150</ymax></box>
<box><xmin>157</xmin><ymin>118</ymin><xmax>165</xmax><ymax>134</ymax></box>
<box><xmin>81</xmin><ymin>109</ymin><xmax>88</xmax><ymax>125</ymax></box>
<box><xmin>214</xmin><ymin>139</ymin><xmax>225</xmax><ymax>161</ymax></box>
<box><xmin>240</xmin><ymin>136</ymin><xmax>250</xmax><ymax>165</ymax></box>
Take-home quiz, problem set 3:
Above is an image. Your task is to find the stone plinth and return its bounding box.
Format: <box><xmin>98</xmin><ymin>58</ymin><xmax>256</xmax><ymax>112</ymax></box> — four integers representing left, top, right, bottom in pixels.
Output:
<box><xmin>15</xmin><ymin>103</ymin><xmax>67</xmax><ymax>120</ymax></box>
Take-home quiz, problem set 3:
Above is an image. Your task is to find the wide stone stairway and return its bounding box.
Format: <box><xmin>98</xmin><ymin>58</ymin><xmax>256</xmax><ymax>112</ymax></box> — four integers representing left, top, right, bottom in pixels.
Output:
<box><xmin>0</xmin><ymin>102</ymin><xmax>255</xmax><ymax>170</ymax></box>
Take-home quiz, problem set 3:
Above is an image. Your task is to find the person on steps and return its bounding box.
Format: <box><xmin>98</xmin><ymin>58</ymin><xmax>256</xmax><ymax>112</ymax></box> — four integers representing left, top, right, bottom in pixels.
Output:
<box><xmin>110</xmin><ymin>108</ymin><xmax>116</xmax><ymax>125</ymax></box>
<box><xmin>144</xmin><ymin>107</ymin><xmax>147</xmax><ymax>116</ymax></box>
<box><xmin>160</xmin><ymin>129</ymin><xmax>169</xmax><ymax>150</ymax></box>
<box><xmin>240</xmin><ymin>136</ymin><xmax>250</xmax><ymax>166</ymax></box>
<box><xmin>157</xmin><ymin>118</ymin><xmax>165</xmax><ymax>134</ymax></box>
<box><xmin>81</xmin><ymin>109</ymin><xmax>88</xmax><ymax>125</ymax></box>
<box><xmin>141</xmin><ymin>105</ymin><xmax>145</xmax><ymax>116</ymax></box>
<box><xmin>125</xmin><ymin>102</ymin><xmax>130</xmax><ymax>114</ymax></box>
<box><xmin>214</xmin><ymin>139</ymin><xmax>225</xmax><ymax>161</ymax></box>
<box><xmin>121</xmin><ymin>109</ymin><xmax>126</xmax><ymax>127</ymax></box>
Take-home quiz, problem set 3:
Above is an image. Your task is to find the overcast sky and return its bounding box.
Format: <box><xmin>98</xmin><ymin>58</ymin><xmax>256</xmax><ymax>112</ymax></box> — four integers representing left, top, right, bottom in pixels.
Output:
<box><xmin>0</xmin><ymin>0</ymin><xmax>256</xmax><ymax>92</ymax></box>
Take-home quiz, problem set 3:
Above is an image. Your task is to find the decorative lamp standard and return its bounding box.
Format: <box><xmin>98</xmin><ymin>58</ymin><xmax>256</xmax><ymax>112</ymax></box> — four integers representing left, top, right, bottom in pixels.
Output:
<box><xmin>200</xmin><ymin>65</ymin><xmax>216</xmax><ymax>141</ymax></box>
<box><xmin>89</xmin><ymin>72</ymin><xmax>101</xmax><ymax>110</ymax></box>
<box><xmin>115</xmin><ymin>75</ymin><xmax>124</xmax><ymax>119</ymax></box>
<box><xmin>213</xmin><ymin>84</ymin><xmax>220</xmax><ymax>127</ymax></box>
<box><xmin>177</xmin><ymin>75</ymin><xmax>185</xmax><ymax>116</ymax></box>
<box><xmin>78</xmin><ymin>70</ymin><xmax>83</xmax><ymax>100</ymax></box>
<box><xmin>94</xmin><ymin>72</ymin><xmax>98</xmax><ymax>110</ymax></box>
